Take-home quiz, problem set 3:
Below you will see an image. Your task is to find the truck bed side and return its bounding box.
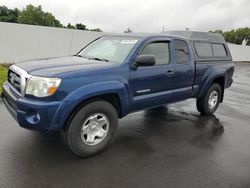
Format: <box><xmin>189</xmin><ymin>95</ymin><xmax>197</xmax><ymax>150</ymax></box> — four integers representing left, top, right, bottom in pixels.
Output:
<box><xmin>193</xmin><ymin>61</ymin><xmax>234</xmax><ymax>99</ymax></box>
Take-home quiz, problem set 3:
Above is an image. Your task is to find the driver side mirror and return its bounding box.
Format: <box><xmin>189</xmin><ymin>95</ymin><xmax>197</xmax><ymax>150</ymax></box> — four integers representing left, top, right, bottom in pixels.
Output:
<box><xmin>135</xmin><ymin>54</ymin><xmax>156</xmax><ymax>67</ymax></box>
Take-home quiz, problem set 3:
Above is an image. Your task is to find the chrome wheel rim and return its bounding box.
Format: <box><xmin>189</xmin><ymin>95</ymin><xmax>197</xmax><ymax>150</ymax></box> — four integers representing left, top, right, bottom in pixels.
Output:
<box><xmin>81</xmin><ymin>113</ymin><xmax>109</xmax><ymax>146</ymax></box>
<box><xmin>208</xmin><ymin>90</ymin><xmax>218</xmax><ymax>110</ymax></box>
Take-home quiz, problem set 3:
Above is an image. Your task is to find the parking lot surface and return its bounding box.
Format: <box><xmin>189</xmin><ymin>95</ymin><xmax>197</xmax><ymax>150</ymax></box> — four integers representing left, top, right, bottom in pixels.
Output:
<box><xmin>0</xmin><ymin>63</ymin><xmax>250</xmax><ymax>188</ymax></box>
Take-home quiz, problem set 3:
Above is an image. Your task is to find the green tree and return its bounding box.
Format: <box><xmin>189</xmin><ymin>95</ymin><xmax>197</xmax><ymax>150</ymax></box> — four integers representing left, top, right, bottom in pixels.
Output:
<box><xmin>124</xmin><ymin>28</ymin><xmax>132</xmax><ymax>33</ymax></box>
<box><xmin>209</xmin><ymin>29</ymin><xmax>223</xmax><ymax>35</ymax></box>
<box><xmin>0</xmin><ymin>5</ymin><xmax>104</xmax><ymax>32</ymax></box>
<box><xmin>17</xmin><ymin>5</ymin><xmax>62</xmax><ymax>27</ymax></box>
<box><xmin>234</xmin><ymin>28</ymin><xmax>250</xmax><ymax>45</ymax></box>
<box><xmin>66</xmin><ymin>23</ymin><xmax>76</xmax><ymax>29</ymax></box>
<box><xmin>223</xmin><ymin>30</ymin><xmax>236</xmax><ymax>44</ymax></box>
<box><xmin>76</xmin><ymin>23</ymin><xmax>88</xmax><ymax>30</ymax></box>
<box><xmin>90</xmin><ymin>28</ymin><xmax>102</xmax><ymax>32</ymax></box>
<box><xmin>210</xmin><ymin>28</ymin><xmax>250</xmax><ymax>45</ymax></box>
<box><xmin>0</xmin><ymin>6</ymin><xmax>19</xmax><ymax>23</ymax></box>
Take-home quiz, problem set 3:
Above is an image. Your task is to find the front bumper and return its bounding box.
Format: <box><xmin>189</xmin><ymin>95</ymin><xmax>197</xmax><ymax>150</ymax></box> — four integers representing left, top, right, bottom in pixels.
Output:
<box><xmin>2</xmin><ymin>81</ymin><xmax>67</xmax><ymax>131</ymax></box>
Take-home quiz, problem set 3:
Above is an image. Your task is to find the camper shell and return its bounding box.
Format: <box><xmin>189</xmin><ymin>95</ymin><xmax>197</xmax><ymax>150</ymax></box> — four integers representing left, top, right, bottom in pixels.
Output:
<box><xmin>164</xmin><ymin>31</ymin><xmax>232</xmax><ymax>62</ymax></box>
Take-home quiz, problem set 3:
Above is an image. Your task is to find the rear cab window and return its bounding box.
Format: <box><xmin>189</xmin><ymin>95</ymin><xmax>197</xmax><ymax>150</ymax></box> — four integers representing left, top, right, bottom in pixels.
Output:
<box><xmin>194</xmin><ymin>42</ymin><xmax>227</xmax><ymax>58</ymax></box>
<box><xmin>212</xmin><ymin>43</ymin><xmax>227</xmax><ymax>56</ymax></box>
<box><xmin>194</xmin><ymin>42</ymin><xmax>213</xmax><ymax>57</ymax></box>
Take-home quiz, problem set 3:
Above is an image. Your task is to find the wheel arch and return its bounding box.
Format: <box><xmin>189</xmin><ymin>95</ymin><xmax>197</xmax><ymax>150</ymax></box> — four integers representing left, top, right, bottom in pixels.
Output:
<box><xmin>62</xmin><ymin>92</ymin><xmax>125</xmax><ymax>131</ymax></box>
<box><xmin>198</xmin><ymin>75</ymin><xmax>226</xmax><ymax>102</ymax></box>
<box><xmin>213</xmin><ymin>76</ymin><xmax>225</xmax><ymax>102</ymax></box>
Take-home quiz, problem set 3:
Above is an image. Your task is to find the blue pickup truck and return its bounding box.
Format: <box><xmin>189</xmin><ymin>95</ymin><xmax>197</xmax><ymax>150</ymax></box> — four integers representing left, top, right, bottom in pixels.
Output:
<box><xmin>2</xmin><ymin>31</ymin><xmax>234</xmax><ymax>157</ymax></box>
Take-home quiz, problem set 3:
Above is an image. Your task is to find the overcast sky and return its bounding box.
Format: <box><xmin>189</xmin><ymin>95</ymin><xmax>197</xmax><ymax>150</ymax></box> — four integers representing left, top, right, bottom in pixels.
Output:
<box><xmin>1</xmin><ymin>0</ymin><xmax>250</xmax><ymax>33</ymax></box>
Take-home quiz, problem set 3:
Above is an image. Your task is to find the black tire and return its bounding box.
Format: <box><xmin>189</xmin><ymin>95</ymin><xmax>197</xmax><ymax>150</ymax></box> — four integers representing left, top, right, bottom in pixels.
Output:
<box><xmin>196</xmin><ymin>83</ymin><xmax>222</xmax><ymax>115</ymax></box>
<box><xmin>66</xmin><ymin>101</ymin><xmax>118</xmax><ymax>157</ymax></box>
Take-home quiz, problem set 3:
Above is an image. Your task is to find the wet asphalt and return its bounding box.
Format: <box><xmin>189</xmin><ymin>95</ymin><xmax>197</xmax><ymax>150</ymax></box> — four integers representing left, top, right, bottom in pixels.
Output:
<box><xmin>0</xmin><ymin>63</ymin><xmax>250</xmax><ymax>188</ymax></box>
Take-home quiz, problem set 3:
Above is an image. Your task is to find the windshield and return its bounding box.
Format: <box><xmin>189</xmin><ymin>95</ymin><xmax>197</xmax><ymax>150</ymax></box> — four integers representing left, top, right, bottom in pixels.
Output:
<box><xmin>77</xmin><ymin>36</ymin><xmax>139</xmax><ymax>63</ymax></box>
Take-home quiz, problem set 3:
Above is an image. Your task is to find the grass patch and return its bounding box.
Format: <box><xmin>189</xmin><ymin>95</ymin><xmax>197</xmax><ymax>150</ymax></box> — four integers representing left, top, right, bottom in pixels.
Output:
<box><xmin>0</xmin><ymin>65</ymin><xmax>8</xmax><ymax>94</ymax></box>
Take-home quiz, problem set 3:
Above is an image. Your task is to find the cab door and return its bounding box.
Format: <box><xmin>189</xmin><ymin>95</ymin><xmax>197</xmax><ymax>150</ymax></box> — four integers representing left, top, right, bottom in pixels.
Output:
<box><xmin>129</xmin><ymin>38</ymin><xmax>175</xmax><ymax>111</ymax></box>
<box><xmin>172</xmin><ymin>39</ymin><xmax>195</xmax><ymax>101</ymax></box>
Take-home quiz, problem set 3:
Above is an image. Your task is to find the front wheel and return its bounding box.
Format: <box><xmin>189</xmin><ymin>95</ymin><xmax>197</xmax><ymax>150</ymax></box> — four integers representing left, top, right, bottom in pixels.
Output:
<box><xmin>196</xmin><ymin>83</ymin><xmax>222</xmax><ymax>115</ymax></box>
<box><xmin>66</xmin><ymin>101</ymin><xmax>118</xmax><ymax>157</ymax></box>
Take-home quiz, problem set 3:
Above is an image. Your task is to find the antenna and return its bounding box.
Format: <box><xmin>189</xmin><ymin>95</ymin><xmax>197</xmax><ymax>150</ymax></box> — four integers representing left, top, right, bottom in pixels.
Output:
<box><xmin>68</xmin><ymin>16</ymin><xmax>78</xmax><ymax>55</ymax></box>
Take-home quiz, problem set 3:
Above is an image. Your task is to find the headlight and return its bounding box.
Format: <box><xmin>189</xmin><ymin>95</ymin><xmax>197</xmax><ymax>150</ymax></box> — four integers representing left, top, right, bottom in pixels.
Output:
<box><xmin>25</xmin><ymin>76</ymin><xmax>61</xmax><ymax>97</ymax></box>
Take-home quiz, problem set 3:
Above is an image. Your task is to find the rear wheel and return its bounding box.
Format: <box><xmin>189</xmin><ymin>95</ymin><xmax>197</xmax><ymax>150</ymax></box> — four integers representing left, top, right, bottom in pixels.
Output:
<box><xmin>66</xmin><ymin>101</ymin><xmax>118</xmax><ymax>157</ymax></box>
<box><xmin>196</xmin><ymin>83</ymin><xmax>222</xmax><ymax>115</ymax></box>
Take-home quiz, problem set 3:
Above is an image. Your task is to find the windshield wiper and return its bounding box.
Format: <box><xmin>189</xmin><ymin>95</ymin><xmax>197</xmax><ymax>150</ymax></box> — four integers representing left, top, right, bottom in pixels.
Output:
<box><xmin>74</xmin><ymin>55</ymin><xmax>109</xmax><ymax>62</ymax></box>
<box><xmin>88</xmin><ymin>57</ymin><xmax>109</xmax><ymax>62</ymax></box>
<box><xmin>74</xmin><ymin>54</ymin><xmax>87</xmax><ymax>58</ymax></box>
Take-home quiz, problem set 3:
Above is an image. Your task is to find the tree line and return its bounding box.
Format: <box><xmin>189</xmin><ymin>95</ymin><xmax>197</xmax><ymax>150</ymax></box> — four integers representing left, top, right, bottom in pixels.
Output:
<box><xmin>1</xmin><ymin>4</ymin><xmax>249</xmax><ymax>43</ymax></box>
<box><xmin>210</xmin><ymin>28</ymin><xmax>250</xmax><ymax>45</ymax></box>
<box><xmin>0</xmin><ymin>5</ymin><xmax>102</xmax><ymax>32</ymax></box>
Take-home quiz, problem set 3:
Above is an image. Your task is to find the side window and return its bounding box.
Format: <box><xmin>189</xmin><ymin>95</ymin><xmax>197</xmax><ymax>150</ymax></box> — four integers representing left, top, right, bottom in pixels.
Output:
<box><xmin>212</xmin><ymin>43</ymin><xmax>227</xmax><ymax>56</ymax></box>
<box><xmin>140</xmin><ymin>42</ymin><xmax>170</xmax><ymax>65</ymax></box>
<box><xmin>174</xmin><ymin>40</ymin><xmax>190</xmax><ymax>63</ymax></box>
<box><xmin>194</xmin><ymin>42</ymin><xmax>213</xmax><ymax>57</ymax></box>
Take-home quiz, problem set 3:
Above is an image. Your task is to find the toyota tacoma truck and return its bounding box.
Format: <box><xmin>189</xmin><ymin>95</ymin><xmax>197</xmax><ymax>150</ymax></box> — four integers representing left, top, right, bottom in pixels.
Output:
<box><xmin>2</xmin><ymin>31</ymin><xmax>234</xmax><ymax>157</ymax></box>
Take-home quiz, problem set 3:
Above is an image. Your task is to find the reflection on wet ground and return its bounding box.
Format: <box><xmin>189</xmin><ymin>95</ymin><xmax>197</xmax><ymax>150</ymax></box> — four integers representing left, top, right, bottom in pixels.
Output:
<box><xmin>0</xmin><ymin>63</ymin><xmax>250</xmax><ymax>188</ymax></box>
<box><xmin>144</xmin><ymin>106</ymin><xmax>224</xmax><ymax>136</ymax></box>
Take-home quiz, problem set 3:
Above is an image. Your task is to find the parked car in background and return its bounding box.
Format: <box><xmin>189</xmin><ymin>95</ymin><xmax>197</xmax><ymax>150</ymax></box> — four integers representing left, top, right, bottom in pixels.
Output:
<box><xmin>2</xmin><ymin>31</ymin><xmax>234</xmax><ymax>157</ymax></box>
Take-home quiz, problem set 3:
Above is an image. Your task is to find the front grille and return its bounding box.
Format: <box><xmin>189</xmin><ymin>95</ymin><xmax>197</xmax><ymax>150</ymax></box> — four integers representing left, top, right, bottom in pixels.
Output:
<box><xmin>8</xmin><ymin>70</ymin><xmax>21</xmax><ymax>93</ymax></box>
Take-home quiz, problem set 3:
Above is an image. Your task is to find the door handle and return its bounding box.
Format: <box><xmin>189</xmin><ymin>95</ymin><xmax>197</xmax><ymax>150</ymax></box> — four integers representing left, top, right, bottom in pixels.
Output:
<box><xmin>166</xmin><ymin>70</ymin><xmax>174</xmax><ymax>77</ymax></box>
<box><xmin>166</xmin><ymin>70</ymin><xmax>173</xmax><ymax>73</ymax></box>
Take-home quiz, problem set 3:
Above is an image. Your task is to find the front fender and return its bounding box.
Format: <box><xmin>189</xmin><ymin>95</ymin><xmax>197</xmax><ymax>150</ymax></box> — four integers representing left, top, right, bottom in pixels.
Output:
<box><xmin>63</xmin><ymin>81</ymin><xmax>130</xmax><ymax>116</ymax></box>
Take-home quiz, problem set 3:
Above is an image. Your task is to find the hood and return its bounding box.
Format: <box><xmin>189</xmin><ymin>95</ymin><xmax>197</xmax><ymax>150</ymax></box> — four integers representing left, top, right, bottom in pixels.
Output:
<box><xmin>15</xmin><ymin>56</ymin><xmax>115</xmax><ymax>77</ymax></box>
